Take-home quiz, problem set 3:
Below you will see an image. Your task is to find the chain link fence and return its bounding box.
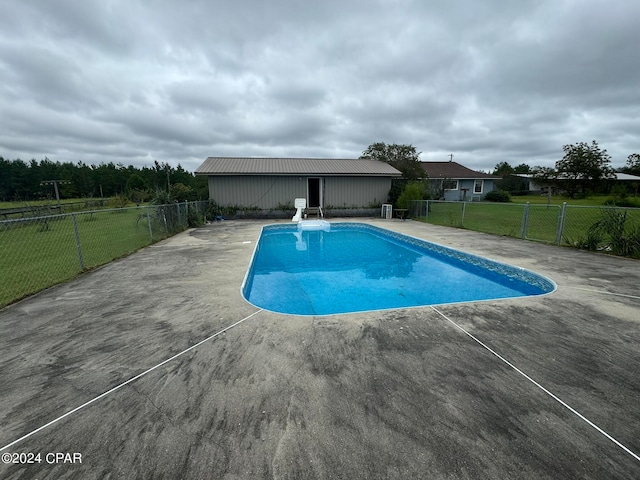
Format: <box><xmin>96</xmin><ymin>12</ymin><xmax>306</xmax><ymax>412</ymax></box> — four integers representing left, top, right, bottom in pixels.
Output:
<box><xmin>0</xmin><ymin>201</ymin><xmax>210</xmax><ymax>308</ymax></box>
<box><xmin>412</xmin><ymin>200</ymin><xmax>640</xmax><ymax>257</ymax></box>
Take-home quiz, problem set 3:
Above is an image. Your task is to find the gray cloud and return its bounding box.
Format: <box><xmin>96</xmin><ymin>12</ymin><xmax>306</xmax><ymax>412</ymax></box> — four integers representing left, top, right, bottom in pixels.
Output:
<box><xmin>1</xmin><ymin>0</ymin><xmax>638</xmax><ymax>173</ymax></box>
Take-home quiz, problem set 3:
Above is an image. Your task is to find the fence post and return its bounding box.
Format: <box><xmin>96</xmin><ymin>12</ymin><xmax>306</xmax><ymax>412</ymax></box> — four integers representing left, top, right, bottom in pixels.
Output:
<box><xmin>556</xmin><ymin>202</ymin><xmax>567</xmax><ymax>245</ymax></box>
<box><xmin>146</xmin><ymin>207</ymin><xmax>153</xmax><ymax>241</ymax></box>
<box><xmin>71</xmin><ymin>213</ymin><xmax>85</xmax><ymax>270</ymax></box>
<box><xmin>461</xmin><ymin>202</ymin><xmax>466</xmax><ymax>227</ymax></box>
<box><xmin>520</xmin><ymin>202</ymin><xmax>530</xmax><ymax>239</ymax></box>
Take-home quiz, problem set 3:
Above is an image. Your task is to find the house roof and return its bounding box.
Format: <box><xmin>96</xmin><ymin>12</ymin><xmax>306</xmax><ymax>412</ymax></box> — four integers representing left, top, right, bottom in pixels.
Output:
<box><xmin>420</xmin><ymin>161</ymin><xmax>499</xmax><ymax>180</ymax></box>
<box><xmin>196</xmin><ymin>157</ymin><xmax>402</xmax><ymax>176</ymax></box>
<box><xmin>614</xmin><ymin>173</ymin><xmax>640</xmax><ymax>181</ymax></box>
<box><xmin>514</xmin><ymin>173</ymin><xmax>640</xmax><ymax>181</ymax></box>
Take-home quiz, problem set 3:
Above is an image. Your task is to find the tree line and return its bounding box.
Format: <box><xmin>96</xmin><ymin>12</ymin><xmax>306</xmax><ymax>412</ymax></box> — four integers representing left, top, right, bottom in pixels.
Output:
<box><xmin>361</xmin><ymin>140</ymin><xmax>640</xmax><ymax>204</ymax></box>
<box><xmin>0</xmin><ymin>157</ymin><xmax>208</xmax><ymax>203</ymax></box>
<box><xmin>492</xmin><ymin>141</ymin><xmax>640</xmax><ymax>198</ymax></box>
<box><xmin>3</xmin><ymin>140</ymin><xmax>638</xmax><ymax>204</ymax></box>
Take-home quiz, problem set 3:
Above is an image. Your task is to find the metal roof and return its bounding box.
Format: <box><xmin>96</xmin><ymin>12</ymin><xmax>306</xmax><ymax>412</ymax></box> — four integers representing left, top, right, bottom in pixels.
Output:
<box><xmin>195</xmin><ymin>157</ymin><xmax>402</xmax><ymax>176</ymax></box>
<box><xmin>614</xmin><ymin>173</ymin><xmax>640</xmax><ymax>181</ymax></box>
<box><xmin>514</xmin><ymin>172</ymin><xmax>640</xmax><ymax>181</ymax></box>
<box><xmin>420</xmin><ymin>161</ymin><xmax>500</xmax><ymax>180</ymax></box>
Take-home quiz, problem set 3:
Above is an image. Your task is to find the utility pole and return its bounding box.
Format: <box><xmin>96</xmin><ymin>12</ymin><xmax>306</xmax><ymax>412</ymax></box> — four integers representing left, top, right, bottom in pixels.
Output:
<box><xmin>40</xmin><ymin>180</ymin><xmax>71</xmax><ymax>210</ymax></box>
<box><xmin>448</xmin><ymin>153</ymin><xmax>454</xmax><ymax>162</ymax></box>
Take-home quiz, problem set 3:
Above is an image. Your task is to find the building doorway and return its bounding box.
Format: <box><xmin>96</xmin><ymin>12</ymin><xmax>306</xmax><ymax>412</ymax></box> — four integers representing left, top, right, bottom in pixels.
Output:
<box><xmin>307</xmin><ymin>177</ymin><xmax>322</xmax><ymax>208</ymax></box>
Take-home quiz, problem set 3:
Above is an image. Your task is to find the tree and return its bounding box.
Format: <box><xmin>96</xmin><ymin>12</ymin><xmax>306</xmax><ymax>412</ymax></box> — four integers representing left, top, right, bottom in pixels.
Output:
<box><xmin>513</xmin><ymin>163</ymin><xmax>531</xmax><ymax>174</ymax></box>
<box><xmin>126</xmin><ymin>173</ymin><xmax>147</xmax><ymax>192</ymax></box>
<box><xmin>530</xmin><ymin>166</ymin><xmax>558</xmax><ymax>196</ymax></box>
<box><xmin>492</xmin><ymin>161</ymin><xmax>514</xmax><ymax>176</ymax></box>
<box><xmin>8</xmin><ymin>159</ymin><xmax>33</xmax><ymax>199</ymax></box>
<box><xmin>493</xmin><ymin>162</ymin><xmax>531</xmax><ymax>192</ymax></box>
<box><xmin>0</xmin><ymin>157</ymin><xmax>10</xmax><ymax>201</ymax></box>
<box><xmin>73</xmin><ymin>161</ymin><xmax>95</xmax><ymax>196</ymax></box>
<box><xmin>169</xmin><ymin>182</ymin><xmax>194</xmax><ymax>202</ymax></box>
<box><xmin>360</xmin><ymin>142</ymin><xmax>424</xmax><ymax>180</ymax></box>
<box><xmin>0</xmin><ymin>157</ymin><xmax>209</xmax><ymax>202</ymax></box>
<box><xmin>623</xmin><ymin>153</ymin><xmax>640</xmax><ymax>176</ymax></box>
<box><xmin>555</xmin><ymin>140</ymin><xmax>614</xmax><ymax>197</ymax></box>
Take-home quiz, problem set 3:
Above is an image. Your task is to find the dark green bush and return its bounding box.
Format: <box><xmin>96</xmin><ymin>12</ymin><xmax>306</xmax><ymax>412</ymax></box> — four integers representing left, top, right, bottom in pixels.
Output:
<box><xmin>484</xmin><ymin>190</ymin><xmax>511</xmax><ymax>202</ymax></box>
<box><xmin>603</xmin><ymin>197</ymin><xmax>640</xmax><ymax>208</ymax></box>
<box><xmin>396</xmin><ymin>181</ymin><xmax>430</xmax><ymax>210</ymax></box>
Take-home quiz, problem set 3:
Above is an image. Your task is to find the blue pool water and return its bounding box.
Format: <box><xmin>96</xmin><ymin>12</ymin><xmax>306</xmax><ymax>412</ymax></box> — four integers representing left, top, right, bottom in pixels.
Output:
<box><xmin>243</xmin><ymin>223</ymin><xmax>555</xmax><ymax>315</ymax></box>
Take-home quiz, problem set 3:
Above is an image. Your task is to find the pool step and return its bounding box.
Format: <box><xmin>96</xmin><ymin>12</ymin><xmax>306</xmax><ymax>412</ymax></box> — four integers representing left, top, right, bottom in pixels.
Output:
<box><xmin>305</xmin><ymin>206</ymin><xmax>324</xmax><ymax>218</ymax></box>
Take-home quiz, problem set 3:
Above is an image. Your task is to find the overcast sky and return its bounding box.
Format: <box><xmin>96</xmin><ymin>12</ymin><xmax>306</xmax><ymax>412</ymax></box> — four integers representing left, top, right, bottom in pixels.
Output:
<box><xmin>1</xmin><ymin>0</ymin><xmax>639</xmax><ymax>173</ymax></box>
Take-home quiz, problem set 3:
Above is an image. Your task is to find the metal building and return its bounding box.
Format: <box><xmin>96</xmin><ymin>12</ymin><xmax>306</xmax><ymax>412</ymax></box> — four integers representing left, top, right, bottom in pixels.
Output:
<box><xmin>195</xmin><ymin>157</ymin><xmax>402</xmax><ymax>211</ymax></box>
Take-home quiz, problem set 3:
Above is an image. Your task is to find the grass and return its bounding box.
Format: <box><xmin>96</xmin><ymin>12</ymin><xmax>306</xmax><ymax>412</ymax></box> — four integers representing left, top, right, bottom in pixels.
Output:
<box><xmin>0</xmin><ymin>198</ymin><xmax>115</xmax><ymax>223</ymax></box>
<box><xmin>415</xmin><ymin>199</ymin><xmax>640</xmax><ymax>247</ymax></box>
<box><xmin>511</xmin><ymin>193</ymin><xmax>640</xmax><ymax>207</ymax></box>
<box><xmin>0</xmin><ymin>207</ymin><xmax>175</xmax><ymax>307</ymax></box>
<box><xmin>510</xmin><ymin>194</ymin><xmax>606</xmax><ymax>206</ymax></box>
<box><xmin>0</xmin><ymin>197</ymin><xmax>104</xmax><ymax>208</ymax></box>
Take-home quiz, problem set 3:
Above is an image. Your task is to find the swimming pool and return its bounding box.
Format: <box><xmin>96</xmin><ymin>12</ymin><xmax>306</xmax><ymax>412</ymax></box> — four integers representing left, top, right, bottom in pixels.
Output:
<box><xmin>242</xmin><ymin>222</ymin><xmax>555</xmax><ymax>315</ymax></box>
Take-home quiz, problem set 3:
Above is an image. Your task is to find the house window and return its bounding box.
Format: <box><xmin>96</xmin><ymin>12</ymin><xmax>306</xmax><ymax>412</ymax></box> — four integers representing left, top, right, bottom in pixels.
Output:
<box><xmin>474</xmin><ymin>180</ymin><xmax>483</xmax><ymax>194</ymax></box>
<box><xmin>443</xmin><ymin>179</ymin><xmax>458</xmax><ymax>190</ymax></box>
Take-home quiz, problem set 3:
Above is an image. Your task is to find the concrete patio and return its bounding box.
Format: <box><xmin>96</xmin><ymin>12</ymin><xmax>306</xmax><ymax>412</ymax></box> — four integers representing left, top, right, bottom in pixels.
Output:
<box><xmin>1</xmin><ymin>218</ymin><xmax>639</xmax><ymax>479</ymax></box>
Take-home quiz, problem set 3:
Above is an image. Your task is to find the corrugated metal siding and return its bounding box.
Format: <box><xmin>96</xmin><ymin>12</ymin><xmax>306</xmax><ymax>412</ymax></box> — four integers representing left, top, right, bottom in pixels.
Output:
<box><xmin>208</xmin><ymin>176</ymin><xmax>306</xmax><ymax>209</ymax></box>
<box><xmin>208</xmin><ymin>175</ymin><xmax>392</xmax><ymax>209</ymax></box>
<box><xmin>323</xmin><ymin>176</ymin><xmax>391</xmax><ymax>207</ymax></box>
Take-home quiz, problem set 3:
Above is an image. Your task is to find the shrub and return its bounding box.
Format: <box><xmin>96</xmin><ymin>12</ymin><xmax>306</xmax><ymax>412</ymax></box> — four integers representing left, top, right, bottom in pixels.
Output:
<box><xmin>584</xmin><ymin>208</ymin><xmax>640</xmax><ymax>258</ymax></box>
<box><xmin>187</xmin><ymin>204</ymin><xmax>204</xmax><ymax>227</ymax></box>
<box><xmin>566</xmin><ymin>229</ymin><xmax>603</xmax><ymax>251</ymax></box>
<box><xmin>128</xmin><ymin>189</ymin><xmax>150</xmax><ymax>205</ymax></box>
<box><xmin>150</xmin><ymin>188</ymin><xmax>172</xmax><ymax>205</ymax></box>
<box><xmin>603</xmin><ymin>197</ymin><xmax>640</xmax><ymax>208</ymax></box>
<box><xmin>107</xmin><ymin>194</ymin><xmax>130</xmax><ymax>208</ymax></box>
<box><xmin>274</xmin><ymin>201</ymin><xmax>294</xmax><ymax>211</ymax></box>
<box><xmin>396</xmin><ymin>181</ymin><xmax>430</xmax><ymax>210</ymax></box>
<box><xmin>484</xmin><ymin>190</ymin><xmax>511</xmax><ymax>202</ymax></box>
<box><xmin>169</xmin><ymin>183</ymin><xmax>194</xmax><ymax>202</ymax></box>
<box><xmin>388</xmin><ymin>179</ymin><xmax>408</xmax><ymax>206</ymax></box>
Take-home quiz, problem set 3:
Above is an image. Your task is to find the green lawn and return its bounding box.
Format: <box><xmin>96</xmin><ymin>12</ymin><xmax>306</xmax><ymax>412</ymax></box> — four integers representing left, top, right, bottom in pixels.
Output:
<box><xmin>0</xmin><ymin>197</ymin><xmax>108</xmax><ymax>209</ymax></box>
<box><xmin>510</xmin><ymin>195</ymin><xmax>602</xmax><ymax>206</ymax></box>
<box><xmin>414</xmin><ymin>199</ymin><xmax>640</xmax><ymax>248</ymax></box>
<box><xmin>511</xmin><ymin>193</ymin><xmax>640</xmax><ymax>207</ymax></box>
<box><xmin>421</xmin><ymin>202</ymin><xmax>538</xmax><ymax>238</ymax></box>
<box><xmin>0</xmin><ymin>207</ymin><xmax>174</xmax><ymax>307</ymax></box>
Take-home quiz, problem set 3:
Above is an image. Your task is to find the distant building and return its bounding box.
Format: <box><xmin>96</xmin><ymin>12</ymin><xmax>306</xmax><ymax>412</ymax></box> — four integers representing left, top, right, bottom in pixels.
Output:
<box><xmin>420</xmin><ymin>162</ymin><xmax>499</xmax><ymax>201</ymax></box>
<box><xmin>195</xmin><ymin>157</ymin><xmax>402</xmax><ymax>213</ymax></box>
<box><xmin>513</xmin><ymin>172</ymin><xmax>640</xmax><ymax>195</ymax></box>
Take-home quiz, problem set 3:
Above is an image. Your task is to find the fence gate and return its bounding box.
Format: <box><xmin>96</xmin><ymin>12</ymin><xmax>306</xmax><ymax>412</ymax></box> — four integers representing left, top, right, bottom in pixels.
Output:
<box><xmin>522</xmin><ymin>204</ymin><xmax>561</xmax><ymax>244</ymax></box>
